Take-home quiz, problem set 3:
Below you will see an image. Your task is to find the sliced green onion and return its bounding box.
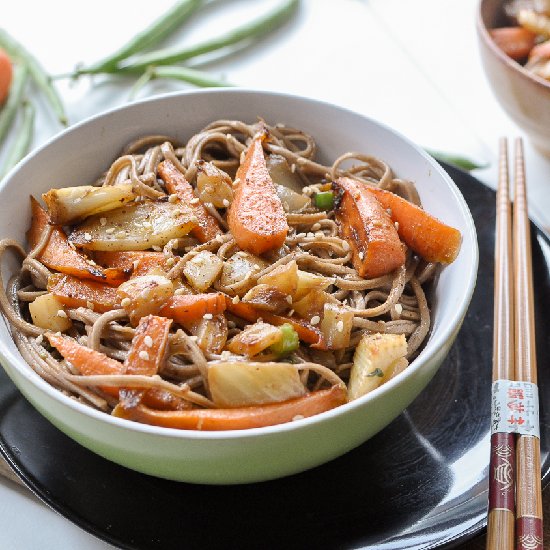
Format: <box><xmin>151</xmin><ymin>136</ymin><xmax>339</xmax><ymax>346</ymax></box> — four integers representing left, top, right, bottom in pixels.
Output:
<box><xmin>313</xmin><ymin>191</ymin><xmax>334</xmax><ymax>211</ymax></box>
<box><xmin>425</xmin><ymin>148</ymin><xmax>488</xmax><ymax>171</ymax></box>
<box><xmin>84</xmin><ymin>0</ymin><xmax>205</xmax><ymax>74</ymax></box>
<box><xmin>0</xmin><ymin>28</ymin><xmax>67</xmax><ymax>126</ymax></box>
<box><xmin>270</xmin><ymin>323</ymin><xmax>299</xmax><ymax>357</ymax></box>
<box><xmin>0</xmin><ymin>100</ymin><xmax>35</xmax><ymax>179</ymax></box>
<box><xmin>0</xmin><ymin>63</ymin><xmax>28</xmax><ymax>146</ymax></box>
<box><xmin>117</xmin><ymin>0</ymin><xmax>299</xmax><ymax>74</ymax></box>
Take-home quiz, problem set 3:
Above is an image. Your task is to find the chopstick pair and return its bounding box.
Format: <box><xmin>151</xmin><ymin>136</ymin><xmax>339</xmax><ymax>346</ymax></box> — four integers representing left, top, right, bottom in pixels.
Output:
<box><xmin>487</xmin><ymin>138</ymin><xmax>543</xmax><ymax>550</ymax></box>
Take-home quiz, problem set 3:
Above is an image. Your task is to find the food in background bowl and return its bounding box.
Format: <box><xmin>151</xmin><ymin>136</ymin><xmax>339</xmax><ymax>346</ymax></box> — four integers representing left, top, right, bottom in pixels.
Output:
<box><xmin>0</xmin><ymin>118</ymin><xmax>462</xmax><ymax>431</ymax></box>
<box><xmin>489</xmin><ymin>0</ymin><xmax>550</xmax><ymax>80</ymax></box>
<box><xmin>0</xmin><ymin>90</ymin><xmax>477</xmax><ymax>483</ymax></box>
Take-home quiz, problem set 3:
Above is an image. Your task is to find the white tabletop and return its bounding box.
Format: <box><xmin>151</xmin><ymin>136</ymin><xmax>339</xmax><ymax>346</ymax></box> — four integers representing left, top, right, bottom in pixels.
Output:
<box><xmin>0</xmin><ymin>1</ymin><xmax>549</xmax><ymax>548</ymax></box>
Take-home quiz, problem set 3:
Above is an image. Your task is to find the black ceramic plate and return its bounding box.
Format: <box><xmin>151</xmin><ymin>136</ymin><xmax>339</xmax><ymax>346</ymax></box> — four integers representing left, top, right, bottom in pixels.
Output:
<box><xmin>0</xmin><ymin>164</ymin><xmax>549</xmax><ymax>550</ymax></box>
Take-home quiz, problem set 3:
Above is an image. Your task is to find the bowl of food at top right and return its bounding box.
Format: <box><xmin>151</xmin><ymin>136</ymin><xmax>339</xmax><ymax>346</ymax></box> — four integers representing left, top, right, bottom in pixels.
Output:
<box><xmin>477</xmin><ymin>0</ymin><xmax>550</xmax><ymax>155</ymax></box>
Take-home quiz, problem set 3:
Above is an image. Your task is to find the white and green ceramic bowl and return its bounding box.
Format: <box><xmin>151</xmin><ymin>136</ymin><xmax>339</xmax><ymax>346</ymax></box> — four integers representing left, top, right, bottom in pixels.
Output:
<box><xmin>0</xmin><ymin>89</ymin><xmax>478</xmax><ymax>484</ymax></box>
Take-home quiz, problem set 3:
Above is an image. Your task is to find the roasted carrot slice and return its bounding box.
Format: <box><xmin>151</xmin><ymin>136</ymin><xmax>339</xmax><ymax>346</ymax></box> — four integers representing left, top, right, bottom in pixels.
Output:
<box><xmin>159</xmin><ymin>293</ymin><xmax>226</xmax><ymax>324</ymax></box>
<box><xmin>489</xmin><ymin>27</ymin><xmax>536</xmax><ymax>61</ymax></box>
<box><xmin>47</xmin><ymin>333</ymin><xmax>189</xmax><ymax>410</ymax></box>
<box><xmin>227</xmin><ymin>134</ymin><xmax>289</xmax><ymax>255</ymax></box>
<box><xmin>47</xmin><ymin>273</ymin><xmax>121</xmax><ymax>313</ymax></box>
<box><xmin>366</xmin><ymin>187</ymin><xmax>462</xmax><ymax>264</ymax></box>
<box><xmin>120</xmin><ymin>315</ymin><xmax>172</xmax><ymax>409</ymax></box>
<box><xmin>225</xmin><ymin>298</ymin><xmax>326</xmax><ymax>349</ymax></box>
<box><xmin>157</xmin><ymin>160</ymin><xmax>222</xmax><ymax>243</ymax></box>
<box><xmin>93</xmin><ymin>250</ymin><xmax>167</xmax><ymax>277</ymax></box>
<box><xmin>333</xmin><ymin>177</ymin><xmax>406</xmax><ymax>278</ymax></box>
<box><xmin>113</xmin><ymin>384</ymin><xmax>347</xmax><ymax>430</ymax></box>
<box><xmin>27</xmin><ymin>197</ymin><xmax>126</xmax><ymax>285</ymax></box>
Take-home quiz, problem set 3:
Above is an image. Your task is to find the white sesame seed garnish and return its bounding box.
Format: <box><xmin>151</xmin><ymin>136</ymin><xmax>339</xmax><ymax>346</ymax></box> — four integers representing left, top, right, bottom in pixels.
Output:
<box><xmin>138</xmin><ymin>351</ymin><xmax>150</xmax><ymax>361</ymax></box>
<box><xmin>142</xmin><ymin>221</ymin><xmax>152</xmax><ymax>229</ymax></box>
<box><xmin>105</xmin><ymin>227</ymin><xmax>115</xmax><ymax>234</ymax></box>
<box><xmin>285</xmin><ymin>295</ymin><xmax>293</xmax><ymax>304</ymax></box>
<box><xmin>133</xmin><ymin>260</ymin><xmax>140</xmax><ymax>270</ymax></box>
<box><xmin>336</xmin><ymin>320</ymin><xmax>344</xmax><ymax>332</ymax></box>
<box><xmin>290</xmin><ymin>163</ymin><xmax>297</xmax><ymax>173</ymax></box>
<box><xmin>189</xmin><ymin>335</ymin><xmax>199</xmax><ymax>341</ymax></box>
<box><xmin>395</xmin><ymin>221</ymin><xmax>400</xmax><ymax>230</ymax></box>
<box><xmin>168</xmin><ymin>194</ymin><xmax>178</xmax><ymax>203</ymax></box>
<box><xmin>203</xmin><ymin>313</ymin><xmax>213</xmax><ymax>320</ymax></box>
<box><xmin>190</xmin><ymin>198</ymin><xmax>200</xmax><ymax>205</ymax></box>
<box><xmin>221</xmin><ymin>350</ymin><xmax>231</xmax><ymax>360</ymax></box>
<box><xmin>232</xmin><ymin>295</ymin><xmax>240</xmax><ymax>304</ymax></box>
<box><xmin>288</xmin><ymin>309</ymin><xmax>294</xmax><ymax>316</ymax></box>
<box><xmin>311</xmin><ymin>223</ymin><xmax>321</xmax><ymax>231</ymax></box>
<box><xmin>310</xmin><ymin>315</ymin><xmax>320</xmax><ymax>325</ymax></box>
<box><xmin>35</xmin><ymin>334</ymin><xmax>44</xmax><ymax>345</ymax></box>
<box><xmin>84</xmin><ymin>233</ymin><xmax>92</xmax><ymax>241</ymax></box>
<box><xmin>100</xmin><ymin>217</ymin><xmax>107</xmax><ymax>226</ymax></box>
<box><xmin>152</xmin><ymin>245</ymin><xmax>162</xmax><ymax>251</ymax></box>
<box><xmin>306</xmin><ymin>232</ymin><xmax>315</xmax><ymax>238</ymax></box>
<box><xmin>342</xmin><ymin>241</ymin><xmax>350</xmax><ymax>251</ymax></box>
<box><xmin>57</xmin><ymin>309</ymin><xmax>67</xmax><ymax>318</ymax></box>
<box><xmin>222</xmin><ymin>199</ymin><xmax>230</xmax><ymax>208</ymax></box>
<box><xmin>233</xmin><ymin>178</ymin><xmax>241</xmax><ymax>186</ymax></box>
<box><xmin>144</xmin><ymin>335</ymin><xmax>153</xmax><ymax>348</ymax></box>
<box><xmin>166</xmin><ymin>257</ymin><xmax>175</xmax><ymax>267</ymax></box>
<box><xmin>120</xmin><ymin>298</ymin><xmax>131</xmax><ymax>307</ymax></box>
<box><xmin>292</xmin><ymin>414</ymin><xmax>304</xmax><ymax>421</ymax></box>
<box><xmin>395</xmin><ymin>303</ymin><xmax>403</xmax><ymax>314</ymax></box>
<box><xmin>358</xmin><ymin>251</ymin><xmax>364</xmax><ymax>260</ymax></box>
<box><xmin>86</xmin><ymin>301</ymin><xmax>94</xmax><ymax>311</ymax></box>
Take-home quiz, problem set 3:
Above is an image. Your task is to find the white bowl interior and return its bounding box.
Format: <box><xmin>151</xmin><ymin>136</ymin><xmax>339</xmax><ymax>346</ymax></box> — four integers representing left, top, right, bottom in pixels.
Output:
<box><xmin>0</xmin><ymin>89</ymin><xmax>478</xmax><ymax>482</ymax></box>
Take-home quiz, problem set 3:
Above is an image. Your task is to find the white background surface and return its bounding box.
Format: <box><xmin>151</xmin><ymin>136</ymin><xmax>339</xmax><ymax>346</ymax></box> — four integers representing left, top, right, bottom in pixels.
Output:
<box><xmin>0</xmin><ymin>0</ymin><xmax>549</xmax><ymax>548</ymax></box>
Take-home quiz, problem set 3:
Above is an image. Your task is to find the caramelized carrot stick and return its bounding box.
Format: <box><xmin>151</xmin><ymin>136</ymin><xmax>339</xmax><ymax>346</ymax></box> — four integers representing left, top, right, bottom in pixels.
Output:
<box><xmin>93</xmin><ymin>250</ymin><xmax>167</xmax><ymax>277</ymax></box>
<box><xmin>46</xmin><ymin>333</ymin><xmax>190</xmax><ymax>411</ymax></box>
<box><xmin>113</xmin><ymin>384</ymin><xmax>348</xmax><ymax>430</ymax></box>
<box><xmin>28</xmin><ymin>197</ymin><xmax>126</xmax><ymax>285</ymax></box>
<box><xmin>227</xmin><ymin>134</ymin><xmax>288</xmax><ymax>255</ymax></box>
<box><xmin>489</xmin><ymin>27</ymin><xmax>536</xmax><ymax>61</ymax></box>
<box><xmin>333</xmin><ymin>177</ymin><xmax>406</xmax><ymax>278</ymax></box>
<box><xmin>225</xmin><ymin>298</ymin><xmax>326</xmax><ymax>349</ymax></box>
<box><xmin>157</xmin><ymin>159</ymin><xmax>222</xmax><ymax>243</ymax></box>
<box><xmin>159</xmin><ymin>293</ymin><xmax>226</xmax><ymax>324</ymax></box>
<box><xmin>47</xmin><ymin>273</ymin><xmax>121</xmax><ymax>313</ymax></box>
<box><xmin>120</xmin><ymin>315</ymin><xmax>172</xmax><ymax>409</ymax></box>
<box><xmin>366</xmin><ymin>187</ymin><xmax>462</xmax><ymax>264</ymax></box>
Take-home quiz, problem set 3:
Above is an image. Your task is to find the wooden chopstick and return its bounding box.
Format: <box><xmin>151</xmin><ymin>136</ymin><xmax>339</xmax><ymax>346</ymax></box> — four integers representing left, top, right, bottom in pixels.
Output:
<box><xmin>487</xmin><ymin>137</ymin><xmax>516</xmax><ymax>550</ymax></box>
<box><xmin>487</xmin><ymin>137</ymin><xmax>544</xmax><ymax>550</ymax></box>
<box><xmin>512</xmin><ymin>138</ymin><xmax>544</xmax><ymax>549</ymax></box>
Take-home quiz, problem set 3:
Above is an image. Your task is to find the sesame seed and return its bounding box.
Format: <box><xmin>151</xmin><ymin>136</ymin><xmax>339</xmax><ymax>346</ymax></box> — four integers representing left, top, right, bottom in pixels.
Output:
<box><xmin>232</xmin><ymin>295</ymin><xmax>240</xmax><ymax>304</ymax></box>
<box><xmin>358</xmin><ymin>251</ymin><xmax>364</xmax><ymax>260</ymax></box>
<box><xmin>306</xmin><ymin>232</ymin><xmax>315</xmax><ymax>238</ymax></box>
<box><xmin>138</xmin><ymin>351</ymin><xmax>149</xmax><ymax>361</ymax></box>
<box><xmin>221</xmin><ymin>350</ymin><xmax>231</xmax><ymax>360</ymax></box>
<box><xmin>233</xmin><ymin>178</ymin><xmax>241</xmax><ymax>186</ymax></box>
<box><xmin>142</xmin><ymin>221</ymin><xmax>152</xmax><ymax>228</ymax></box>
<box><xmin>57</xmin><ymin>309</ymin><xmax>67</xmax><ymax>318</ymax></box>
<box><xmin>336</xmin><ymin>320</ymin><xmax>344</xmax><ymax>332</ymax></box>
<box><xmin>121</xmin><ymin>298</ymin><xmax>131</xmax><ymax>307</ymax></box>
<box><xmin>222</xmin><ymin>199</ymin><xmax>230</xmax><ymax>208</ymax></box>
<box><xmin>288</xmin><ymin>309</ymin><xmax>294</xmax><ymax>316</ymax></box>
<box><xmin>86</xmin><ymin>301</ymin><xmax>94</xmax><ymax>311</ymax></box>
<box><xmin>290</xmin><ymin>164</ymin><xmax>297</xmax><ymax>173</ymax></box>
<box><xmin>166</xmin><ymin>257</ymin><xmax>175</xmax><ymax>267</ymax></box>
<box><xmin>84</xmin><ymin>233</ymin><xmax>92</xmax><ymax>241</ymax></box>
<box><xmin>116</xmin><ymin>231</ymin><xmax>126</xmax><ymax>238</ymax></box>
<box><xmin>100</xmin><ymin>217</ymin><xmax>107</xmax><ymax>226</ymax></box>
<box><xmin>190</xmin><ymin>198</ymin><xmax>200</xmax><ymax>205</ymax></box>
<box><xmin>342</xmin><ymin>241</ymin><xmax>350</xmax><ymax>251</ymax></box>
<box><xmin>174</xmin><ymin>288</ymin><xmax>187</xmax><ymax>295</ymax></box>
<box><xmin>105</xmin><ymin>227</ymin><xmax>115</xmax><ymax>234</ymax></box>
<box><xmin>285</xmin><ymin>295</ymin><xmax>293</xmax><ymax>304</ymax></box>
<box><xmin>310</xmin><ymin>315</ymin><xmax>320</xmax><ymax>325</ymax></box>
<box><xmin>152</xmin><ymin>245</ymin><xmax>162</xmax><ymax>251</ymax></box>
<box><xmin>292</xmin><ymin>414</ymin><xmax>305</xmax><ymax>421</ymax></box>
<box><xmin>35</xmin><ymin>334</ymin><xmax>44</xmax><ymax>345</ymax></box>
<box><xmin>144</xmin><ymin>336</ymin><xmax>153</xmax><ymax>348</ymax></box>
<box><xmin>133</xmin><ymin>260</ymin><xmax>140</xmax><ymax>270</ymax></box>
<box><xmin>189</xmin><ymin>335</ymin><xmax>199</xmax><ymax>341</ymax></box>
<box><xmin>395</xmin><ymin>221</ymin><xmax>400</xmax><ymax>230</ymax></box>
<box><xmin>395</xmin><ymin>303</ymin><xmax>403</xmax><ymax>314</ymax></box>
<box><xmin>168</xmin><ymin>194</ymin><xmax>178</xmax><ymax>203</ymax></box>
<box><xmin>311</xmin><ymin>223</ymin><xmax>321</xmax><ymax>231</ymax></box>
<box><xmin>203</xmin><ymin>313</ymin><xmax>213</xmax><ymax>320</ymax></box>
